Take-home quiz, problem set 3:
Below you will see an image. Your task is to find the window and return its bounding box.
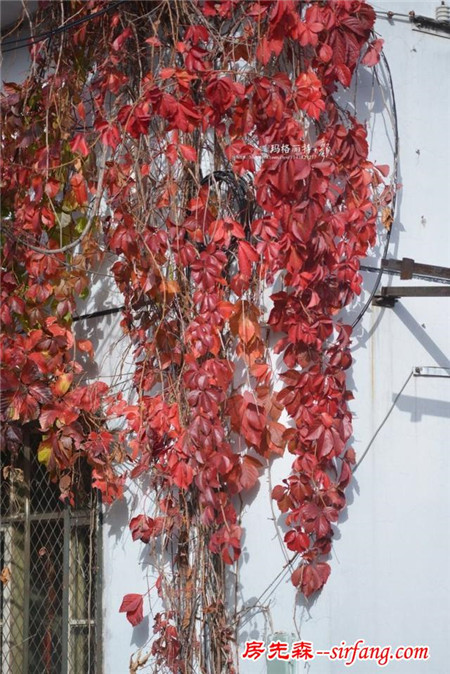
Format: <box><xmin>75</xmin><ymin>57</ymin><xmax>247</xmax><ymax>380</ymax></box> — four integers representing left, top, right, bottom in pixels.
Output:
<box><xmin>1</xmin><ymin>441</ymin><xmax>102</xmax><ymax>673</ymax></box>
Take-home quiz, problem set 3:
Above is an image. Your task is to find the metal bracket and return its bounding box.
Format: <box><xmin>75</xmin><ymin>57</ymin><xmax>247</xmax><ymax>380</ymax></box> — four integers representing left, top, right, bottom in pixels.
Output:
<box><xmin>413</xmin><ymin>366</ymin><xmax>450</xmax><ymax>378</ymax></box>
<box><xmin>372</xmin><ymin>293</ymin><xmax>398</xmax><ymax>307</ymax></box>
<box><xmin>375</xmin><ymin>286</ymin><xmax>450</xmax><ymax>302</ymax></box>
<box><xmin>381</xmin><ymin>257</ymin><xmax>450</xmax><ymax>283</ymax></box>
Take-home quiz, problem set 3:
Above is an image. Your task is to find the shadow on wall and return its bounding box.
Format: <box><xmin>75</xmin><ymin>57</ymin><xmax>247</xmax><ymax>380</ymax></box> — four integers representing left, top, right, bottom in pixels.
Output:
<box><xmin>130</xmin><ymin>615</ymin><xmax>150</xmax><ymax>649</ymax></box>
<box><xmin>346</xmin><ymin>47</ymin><xmax>404</xmax><ymax>351</ymax></box>
<box><xmin>394</xmin><ymin>303</ymin><xmax>450</xmax><ymax>368</ymax></box>
<box><xmin>395</xmin><ymin>393</ymin><xmax>450</xmax><ymax>421</ymax></box>
<box><xmin>103</xmin><ymin>495</ymin><xmax>130</xmax><ymax>543</ymax></box>
<box><xmin>74</xmin><ymin>317</ymin><xmax>127</xmax><ymax>384</ymax></box>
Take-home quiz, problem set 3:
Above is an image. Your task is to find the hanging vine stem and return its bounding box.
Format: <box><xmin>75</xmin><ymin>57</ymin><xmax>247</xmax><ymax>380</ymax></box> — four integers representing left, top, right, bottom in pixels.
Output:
<box><xmin>1</xmin><ymin>1</ymin><xmax>394</xmax><ymax>671</ymax></box>
<box><xmin>16</xmin><ymin>145</ymin><xmax>108</xmax><ymax>255</ymax></box>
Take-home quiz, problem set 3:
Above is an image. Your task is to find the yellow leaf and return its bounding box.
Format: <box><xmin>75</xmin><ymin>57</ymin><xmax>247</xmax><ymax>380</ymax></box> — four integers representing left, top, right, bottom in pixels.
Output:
<box><xmin>52</xmin><ymin>373</ymin><xmax>73</xmax><ymax>396</ymax></box>
<box><xmin>38</xmin><ymin>440</ymin><xmax>52</xmax><ymax>466</ymax></box>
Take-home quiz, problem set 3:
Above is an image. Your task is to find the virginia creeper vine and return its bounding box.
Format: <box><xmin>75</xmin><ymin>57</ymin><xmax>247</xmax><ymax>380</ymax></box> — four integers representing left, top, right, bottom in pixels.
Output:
<box><xmin>1</xmin><ymin>1</ymin><xmax>394</xmax><ymax>671</ymax></box>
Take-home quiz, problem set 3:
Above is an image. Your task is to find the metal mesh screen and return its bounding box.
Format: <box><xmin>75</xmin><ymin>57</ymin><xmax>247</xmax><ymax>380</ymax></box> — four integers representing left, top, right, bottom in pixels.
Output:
<box><xmin>30</xmin><ymin>461</ymin><xmax>62</xmax><ymax>514</ymax></box>
<box><xmin>69</xmin><ymin>522</ymin><xmax>97</xmax><ymax>673</ymax></box>
<box><xmin>29</xmin><ymin>518</ymin><xmax>65</xmax><ymax>673</ymax></box>
<box><xmin>0</xmin><ymin>445</ymin><xmax>101</xmax><ymax>674</ymax></box>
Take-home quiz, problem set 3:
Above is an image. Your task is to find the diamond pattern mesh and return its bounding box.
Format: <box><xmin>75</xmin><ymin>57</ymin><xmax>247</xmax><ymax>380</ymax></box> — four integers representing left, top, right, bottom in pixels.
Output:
<box><xmin>1</xmin><ymin>449</ymin><xmax>101</xmax><ymax>673</ymax></box>
<box><xmin>69</xmin><ymin>524</ymin><xmax>97</xmax><ymax>673</ymax></box>
<box><xmin>28</xmin><ymin>519</ymin><xmax>64</xmax><ymax>673</ymax></box>
<box><xmin>30</xmin><ymin>462</ymin><xmax>62</xmax><ymax>514</ymax></box>
<box><xmin>1</xmin><ymin>521</ymin><xmax>26</xmax><ymax>673</ymax></box>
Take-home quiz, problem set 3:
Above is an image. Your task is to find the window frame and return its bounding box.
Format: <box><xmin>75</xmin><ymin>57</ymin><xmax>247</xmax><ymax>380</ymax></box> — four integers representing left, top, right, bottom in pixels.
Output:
<box><xmin>1</xmin><ymin>441</ymin><xmax>103</xmax><ymax>674</ymax></box>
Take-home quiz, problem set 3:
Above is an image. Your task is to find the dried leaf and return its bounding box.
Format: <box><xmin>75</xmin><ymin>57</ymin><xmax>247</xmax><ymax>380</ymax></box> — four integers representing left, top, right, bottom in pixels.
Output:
<box><xmin>382</xmin><ymin>207</ymin><xmax>393</xmax><ymax>231</ymax></box>
<box><xmin>0</xmin><ymin>567</ymin><xmax>11</xmax><ymax>585</ymax></box>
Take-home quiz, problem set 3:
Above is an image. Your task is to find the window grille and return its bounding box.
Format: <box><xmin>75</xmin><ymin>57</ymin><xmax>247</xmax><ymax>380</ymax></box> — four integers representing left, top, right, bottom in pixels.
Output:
<box><xmin>1</xmin><ymin>441</ymin><xmax>102</xmax><ymax>673</ymax></box>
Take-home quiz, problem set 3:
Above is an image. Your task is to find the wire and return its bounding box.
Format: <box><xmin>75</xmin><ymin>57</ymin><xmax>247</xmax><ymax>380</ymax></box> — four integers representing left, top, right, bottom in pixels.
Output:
<box><xmin>1</xmin><ymin>5</ymin><xmax>408</xmax><ymax>54</ymax></box>
<box><xmin>1</xmin><ymin>0</ymin><xmax>126</xmax><ymax>54</ymax></box>
<box><xmin>373</xmin><ymin>9</ymin><xmax>412</xmax><ymax>20</ymax></box>
<box><xmin>351</xmin><ymin>50</ymin><xmax>399</xmax><ymax>329</ymax></box>
<box><xmin>200</xmin><ymin>170</ymin><xmax>254</xmax><ymax>225</ymax></box>
<box><xmin>73</xmin><ymin>306</ymin><xmax>124</xmax><ymax>322</ymax></box>
<box><xmin>352</xmin><ymin>370</ymin><xmax>413</xmax><ymax>473</ymax></box>
<box><xmin>234</xmin><ymin>554</ymin><xmax>298</xmax><ymax>628</ymax></box>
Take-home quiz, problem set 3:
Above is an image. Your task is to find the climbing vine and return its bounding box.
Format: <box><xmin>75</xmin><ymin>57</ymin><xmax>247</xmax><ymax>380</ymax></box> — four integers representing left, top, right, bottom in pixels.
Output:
<box><xmin>1</xmin><ymin>0</ymin><xmax>394</xmax><ymax>671</ymax></box>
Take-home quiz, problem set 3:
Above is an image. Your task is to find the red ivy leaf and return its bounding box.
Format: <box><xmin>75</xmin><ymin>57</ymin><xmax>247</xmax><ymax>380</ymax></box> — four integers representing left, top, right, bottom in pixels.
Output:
<box><xmin>45</xmin><ymin>178</ymin><xmax>60</xmax><ymax>198</ymax></box>
<box><xmin>179</xmin><ymin>144</ymin><xmax>197</xmax><ymax>162</ymax></box>
<box><xmin>291</xmin><ymin>562</ymin><xmax>331</xmax><ymax>597</ymax></box>
<box><xmin>69</xmin><ymin>133</ymin><xmax>90</xmax><ymax>157</ymax></box>
<box><xmin>375</xmin><ymin>163</ymin><xmax>390</xmax><ymax>177</ymax></box>
<box><xmin>112</xmin><ymin>27</ymin><xmax>132</xmax><ymax>52</ymax></box>
<box><xmin>361</xmin><ymin>38</ymin><xmax>384</xmax><ymax>67</ymax></box>
<box><xmin>284</xmin><ymin>530</ymin><xmax>310</xmax><ymax>553</ymax></box>
<box><xmin>77</xmin><ymin>339</ymin><xmax>94</xmax><ymax>359</ymax></box>
<box><xmin>129</xmin><ymin>515</ymin><xmax>156</xmax><ymax>543</ymax></box>
<box><xmin>229</xmin><ymin>301</ymin><xmax>260</xmax><ymax>344</ymax></box>
<box><xmin>238</xmin><ymin>240</ymin><xmax>259</xmax><ymax>279</ymax></box>
<box><xmin>96</xmin><ymin>121</ymin><xmax>121</xmax><ymax>149</ymax></box>
<box><xmin>172</xmin><ymin>460</ymin><xmax>194</xmax><ymax>489</ymax></box>
<box><xmin>69</xmin><ymin>173</ymin><xmax>88</xmax><ymax>206</ymax></box>
<box><xmin>145</xmin><ymin>36</ymin><xmax>162</xmax><ymax>47</ymax></box>
<box><xmin>119</xmin><ymin>593</ymin><xmax>144</xmax><ymax>626</ymax></box>
<box><xmin>241</xmin><ymin>392</ymin><xmax>266</xmax><ymax>447</ymax></box>
<box><xmin>318</xmin><ymin>43</ymin><xmax>333</xmax><ymax>63</ymax></box>
<box><xmin>300</xmin><ymin>501</ymin><xmax>337</xmax><ymax>538</ymax></box>
<box><xmin>239</xmin><ymin>455</ymin><xmax>262</xmax><ymax>490</ymax></box>
<box><xmin>335</xmin><ymin>63</ymin><xmax>352</xmax><ymax>88</ymax></box>
<box><xmin>256</xmin><ymin>36</ymin><xmax>283</xmax><ymax>65</ymax></box>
